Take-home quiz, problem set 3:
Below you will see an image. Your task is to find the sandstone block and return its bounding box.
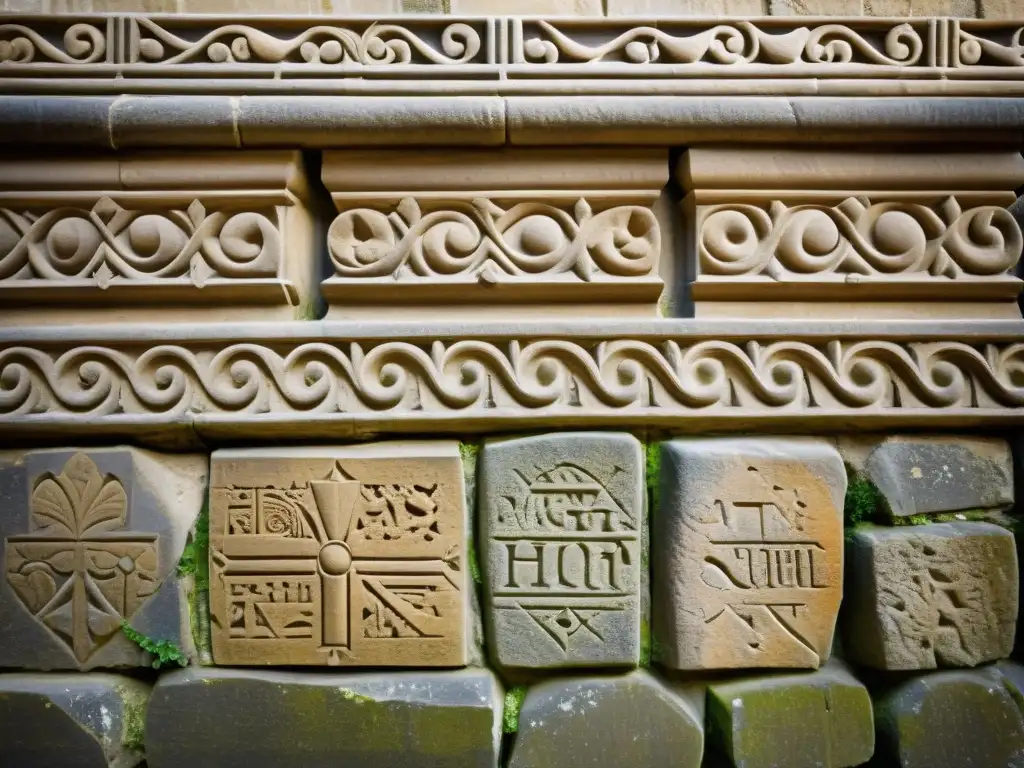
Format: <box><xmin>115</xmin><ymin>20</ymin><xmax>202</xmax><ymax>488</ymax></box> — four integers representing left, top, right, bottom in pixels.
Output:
<box><xmin>508</xmin><ymin>670</ymin><xmax>704</xmax><ymax>768</ymax></box>
<box><xmin>706</xmin><ymin>663</ymin><xmax>874</xmax><ymax>768</ymax></box>
<box><xmin>840</xmin><ymin>435</ymin><xmax>1013</xmax><ymax>518</ymax></box>
<box><xmin>843</xmin><ymin>522</ymin><xmax>1018</xmax><ymax>670</ymax></box>
<box><xmin>480</xmin><ymin>432</ymin><xmax>643</xmax><ymax>670</ymax></box>
<box><xmin>0</xmin><ymin>672</ymin><xmax>150</xmax><ymax>767</ymax></box>
<box><xmin>209</xmin><ymin>443</ymin><xmax>468</xmax><ymax>667</ymax></box>
<box><xmin>146</xmin><ymin>667</ymin><xmax>502</xmax><ymax>768</ymax></box>
<box><xmin>653</xmin><ymin>438</ymin><xmax>845</xmax><ymax>670</ymax></box>
<box><xmin>874</xmin><ymin>668</ymin><xmax>1024</xmax><ymax>768</ymax></box>
<box><xmin>0</xmin><ymin>448</ymin><xmax>206</xmax><ymax>670</ymax></box>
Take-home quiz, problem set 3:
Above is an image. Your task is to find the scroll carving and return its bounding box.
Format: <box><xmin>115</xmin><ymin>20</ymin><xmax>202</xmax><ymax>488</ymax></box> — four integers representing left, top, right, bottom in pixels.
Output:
<box><xmin>698</xmin><ymin>197</ymin><xmax>1022</xmax><ymax>280</ymax></box>
<box><xmin>0</xmin><ymin>22</ymin><xmax>106</xmax><ymax>64</ymax></box>
<box><xmin>956</xmin><ymin>25</ymin><xmax>1024</xmax><ymax>67</ymax></box>
<box><xmin>1</xmin><ymin>336</ymin><xmax>1022</xmax><ymax>424</ymax></box>
<box><xmin>0</xmin><ymin>199</ymin><xmax>281</xmax><ymax>287</ymax></box>
<box><xmin>327</xmin><ymin>198</ymin><xmax>658</xmax><ymax>282</ymax></box>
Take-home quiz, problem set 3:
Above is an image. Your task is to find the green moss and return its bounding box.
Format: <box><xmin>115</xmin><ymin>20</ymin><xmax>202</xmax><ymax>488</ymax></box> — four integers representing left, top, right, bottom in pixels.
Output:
<box><xmin>467</xmin><ymin>537</ymin><xmax>483</xmax><ymax>585</ymax></box>
<box><xmin>119</xmin><ymin>687</ymin><xmax>147</xmax><ymax>755</ymax></box>
<box><xmin>639</xmin><ymin>617</ymin><xmax>651</xmax><ymax>667</ymax></box>
<box><xmin>186</xmin><ymin>499</ymin><xmax>212</xmax><ymax>662</ymax></box>
<box><xmin>892</xmin><ymin>514</ymin><xmax>932</xmax><ymax>527</ymax></box>
<box><xmin>503</xmin><ymin>686</ymin><xmax>528</xmax><ymax>734</ymax></box>
<box><xmin>120</xmin><ymin>622</ymin><xmax>187</xmax><ymax>670</ymax></box>
<box><xmin>459</xmin><ymin>441</ymin><xmax>480</xmax><ymax>467</ymax></box>
<box><xmin>844</xmin><ymin>470</ymin><xmax>885</xmax><ymax>527</ymax></box>
<box><xmin>337</xmin><ymin>688</ymin><xmax>374</xmax><ymax>704</ymax></box>
<box><xmin>295</xmin><ymin>299</ymin><xmax>319</xmax><ymax>321</ymax></box>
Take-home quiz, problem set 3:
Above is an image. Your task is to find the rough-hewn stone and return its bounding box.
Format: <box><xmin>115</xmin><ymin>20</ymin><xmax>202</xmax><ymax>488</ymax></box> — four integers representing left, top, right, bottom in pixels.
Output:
<box><xmin>209</xmin><ymin>443</ymin><xmax>468</xmax><ymax>667</ymax></box>
<box><xmin>840</xmin><ymin>436</ymin><xmax>1014</xmax><ymax>518</ymax></box>
<box><xmin>508</xmin><ymin>670</ymin><xmax>704</xmax><ymax>768</ymax></box>
<box><xmin>0</xmin><ymin>672</ymin><xmax>150</xmax><ymax>767</ymax></box>
<box><xmin>0</xmin><ymin>448</ymin><xmax>205</xmax><ymax>670</ymax></box>
<box><xmin>146</xmin><ymin>667</ymin><xmax>502</xmax><ymax>768</ymax></box>
<box><xmin>706</xmin><ymin>663</ymin><xmax>874</xmax><ymax>768</ymax></box>
<box><xmin>874</xmin><ymin>668</ymin><xmax>1024</xmax><ymax>768</ymax></box>
<box><xmin>653</xmin><ymin>437</ymin><xmax>845</xmax><ymax>670</ymax></box>
<box><xmin>843</xmin><ymin>522</ymin><xmax>1018</xmax><ymax>670</ymax></box>
<box><xmin>480</xmin><ymin>432</ymin><xmax>643</xmax><ymax>670</ymax></box>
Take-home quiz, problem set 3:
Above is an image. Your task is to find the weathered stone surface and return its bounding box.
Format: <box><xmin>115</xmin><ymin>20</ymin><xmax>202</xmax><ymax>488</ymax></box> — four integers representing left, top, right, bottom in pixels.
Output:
<box><xmin>874</xmin><ymin>668</ymin><xmax>1024</xmax><ymax>768</ymax></box>
<box><xmin>653</xmin><ymin>438</ymin><xmax>845</xmax><ymax>670</ymax></box>
<box><xmin>508</xmin><ymin>670</ymin><xmax>703</xmax><ymax>768</ymax></box>
<box><xmin>0</xmin><ymin>672</ymin><xmax>150</xmax><ymax>767</ymax></box>
<box><xmin>0</xmin><ymin>448</ymin><xmax>205</xmax><ymax>670</ymax></box>
<box><xmin>480</xmin><ymin>432</ymin><xmax>643</xmax><ymax>670</ymax></box>
<box><xmin>706</xmin><ymin>663</ymin><xmax>874</xmax><ymax>768</ymax></box>
<box><xmin>843</xmin><ymin>522</ymin><xmax>1017</xmax><ymax>670</ymax></box>
<box><xmin>146</xmin><ymin>667</ymin><xmax>502</xmax><ymax>768</ymax></box>
<box><xmin>209</xmin><ymin>443</ymin><xmax>468</xmax><ymax>667</ymax></box>
<box><xmin>839</xmin><ymin>435</ymin><xmax>1014</xmax><ymax>518</ymax></box>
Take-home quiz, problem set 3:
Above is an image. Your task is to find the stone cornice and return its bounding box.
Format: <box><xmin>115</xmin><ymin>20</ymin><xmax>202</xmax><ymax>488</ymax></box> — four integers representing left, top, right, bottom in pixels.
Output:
<box><xmin>2</xmin><ymin>320</ymin><xmax>1021</xmax><ymax>446</ymax></box>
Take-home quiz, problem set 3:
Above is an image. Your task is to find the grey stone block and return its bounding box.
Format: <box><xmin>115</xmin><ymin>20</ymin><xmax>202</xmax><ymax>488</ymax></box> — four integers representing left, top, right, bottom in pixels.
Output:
<box><xmin>874</xmin><ymin>668</ymin><xmax>1024</xmax><ymax>768</ymax></box>
<box><xmin>110</xmin><ymin>96</ymin><xmax>240</xmax><ymax>148</ymax></box>
<box><xmin>507</xmin><ymin>670</ymin><xmax>703</xmax><ymax>768</ymax></box>
<box><xmin>480</xmin><ymin>432</ymin><xmax>643</xmax><ymax>671</ymax></box>
<box><xmin>843</xmin><ymin>522</ymin><xmax>1018</xmax><ymax>670</ymax></box>
<box><xmin>706</xmin><ymin>663</ymin><xmax>874</xmax><ymax>768</ymax></box>
<box><xmin>841</xmin><ymin>435</ymin><xmax>1013</xmax><ymax>517</ymax></box>
<box><xmin>0</xmin><ymin>96</ymin><xmax>114</xmax><ymax>147</ymax></box>
<box><xmin>145</xmin><ymin>667</ymin><xmax>503</xmax><ymax>768</ymax></box>
<box><xmin>0</xmin><ymin>448</ymin><xmax>207</xmax><ymax>670</ymax></box>
<box><xmin>0</xmin><ymin>672</ymin><xmax>150</xmax><ymax>767</ymax></box>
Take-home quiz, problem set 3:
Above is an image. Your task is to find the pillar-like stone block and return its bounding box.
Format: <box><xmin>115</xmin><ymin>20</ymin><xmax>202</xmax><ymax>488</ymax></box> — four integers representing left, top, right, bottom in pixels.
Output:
<box><xmin>843</xmin><ymin>521</ymin><xmax>1018</xmax><ymax>670</ymax></box>
<box><xmin>146</xmin><ymin>667</ymin><xmax>503</xmax><ymax>768</ymax></box>
<box><xmin>653</xmin><ymin>437</ymin><xmax>845</xmax><ymax>670</ymax></box>
<box><xmin>0</xmin><ymin>448</ymin><xmax>206</xmax><ymax>670</ymax></box>
<box><xmin>706</xmin><ymin>663</ymin><xmax>874</xmax><ymax>768</ymax></box>
<box><xmin>676</xmin><ymin>148</ymin><xmax>1024</xmax><ymax>320</ymax></box>
<box><xmin>508</xmin><ymin>671</ymin><xmax>704</xmax><ymax>768</ymax></box>
<box><xmin>0</xmin><ymin>672</ymin><xmax>150</xmax><ymax>768</ymax></box>
<box><xmin>208</xmin><ymin>443</ymin><xmax>468</xmax><ymax>667</ymax></box>
<box><xmin>479</xmin><ymin>432</ymin><xmax>643</xmax><ymax>670</ymax></box>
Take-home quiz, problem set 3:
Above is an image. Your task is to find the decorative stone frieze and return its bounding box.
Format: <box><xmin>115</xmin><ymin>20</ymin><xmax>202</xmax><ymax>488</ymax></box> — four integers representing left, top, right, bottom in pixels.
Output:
<box><xmin>0</xmin><ymin>448</ymin><xmax>205</xmax><ymax>671</ymax></box>
<box><xmin>653</xmin><ymin>437</ymin><xmax>846</xmax><ymax>670</ymax></box>
<box><xmin>320</xmin><ymin>149</ymin><xmax>666</xmax><ymax>317</ymax></box>
<box><xmin>479</xmin><ymin>432</ymin><xmax>643</xmax><ymax>670</ymax></box>
<box><xmin>677</xmin><ymin>148</ymin><xmax>1024</xmax><ymax>318</ymax></box>
<box><xmin>146</xmin><ymin>667</ymin><xmax>503</xmax><ymax>768</ymax></box>
<box><xmin>208</xmin><ymin>443</ymin><xmax>468</xmax><ymax>667</ymax></box>
<box><xmin>1</xmin><ymin>320</ymin><xmax>1022</xmax><ymax>443</ymax></box>
<box><xmin>0</xmin><ymin>152</ymin><xmax>315</xmax><ymax>324</ymax></box>
<box><xmin>843</xmin><ymin>522</ymin><xmax>1018</xmax><ymax>670</ymax></box>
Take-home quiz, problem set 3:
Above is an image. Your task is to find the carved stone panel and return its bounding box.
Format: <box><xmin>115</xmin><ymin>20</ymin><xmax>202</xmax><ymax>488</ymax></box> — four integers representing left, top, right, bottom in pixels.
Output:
<box><xmin>480</xmin><ymin>432</ymin><xmax>643</xmax><ymax>670</ymax></box>
<box><xmin>653</xmin><ymin>437</ymin><xmax>846</xmax><ymax>670</ymax></box>
<box><xmin>0</xmin><ymin>448</ymin><xmax>206</xmax><ymax>671</ymax></box>
<box><xmin>209</xmin><ymin>443</ymin><xmax>467</xmax><ymax>667</ymax></box>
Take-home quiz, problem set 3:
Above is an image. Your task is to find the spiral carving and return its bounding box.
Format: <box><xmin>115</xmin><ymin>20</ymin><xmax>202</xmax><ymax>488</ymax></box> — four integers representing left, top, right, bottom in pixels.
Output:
<box><xmin>698</xmin><ymin>197</ymin><xmax>1022</xmax><ymax>279</ymax></box>
<box><xmin>327</xmin><ymin>198</ymin><xmax>658</xmax><ymax>281</ymax></box>
<box><xmin>0</xmin><ymin>23</ymin><xmax>105</xmax><ymax>64</ymax></box>
<box><xmin>0</xmin><ymin>199</ymin><xmax>280</xmax><ymax>284</ymax></box>
<box><xmin>957</xmin><ymin>26</ymin><xmax>1023</xmax><ymax>67</ymax></box>
<box><xmin>1</xmin><ymin>336</ymin><xmax>1021</xmax><ymax>425</ymax></box>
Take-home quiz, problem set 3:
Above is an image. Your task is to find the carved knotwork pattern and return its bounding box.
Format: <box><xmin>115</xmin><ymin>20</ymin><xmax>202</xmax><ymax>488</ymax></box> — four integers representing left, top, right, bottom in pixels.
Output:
<box><xmin>698</xmin><ymin>197</ymin><xmax>1022</xmax><ymax>279</ymax></box>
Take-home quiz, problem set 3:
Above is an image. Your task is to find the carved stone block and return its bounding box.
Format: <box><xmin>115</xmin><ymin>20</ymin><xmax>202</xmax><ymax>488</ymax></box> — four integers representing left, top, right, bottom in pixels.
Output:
<box><xmin>0</xmin><ymin>448</ymin><xmax>206</xmax><ymax>670</ymax></box>
<box><xmin>652</xmin><ymin>437</ymin><xmax>846</xmax><ymax>670</ymax></box>
<box><xmin>508</xmin><ymin>670</ymin><xmax>704</xmax><ymax>768</ymax></box>
<box><xmin>677</xmin><ymin>148</ymin><xmax>1024</xmax><ymax>319</ymax></box>
<box><xmin>0</xmin><ymin>672</ymin><xmax>150</xmax><ymax>768</ymax></box>
<box><xmin>320</xmin><ymin>149</ymin><xmax>667</xmax><ymax>319</ymax></box>
<box><xmin>480</xmin><ymin>432</ymin><xmax>643</xmax><ymax>670</ymax></box>
<box><xmin>840</xmin><ymin>435</ymin><xmax>1014</xmax><ymax>517</ymax></box>
<box><xmin>706</xmin><ymin>662</ymin><xmax>874</xmax><ymax>768</ymax></box>
<box><xmin>874</xmin><ymin>667</ymin><xmax>1024</xmax><ymax>768</ymax></box>
<box><xmin>843</xmin><ymin>522</ymin><xmax>1018</xmax><ymax>670</ymax></box>
<box><xmin>209</xmin><ymin>443</ymin><xmax>468</xmax><ymax>667</ymax></box>
<box><xmin>0</xmin><ymin>151</ymin><xmax>316</xmax><ymax>324</ymax></box>
<box><xmin>146</xmin><ymin>667</ymin><xmax>503</xmax><ymax>768</ymax></box>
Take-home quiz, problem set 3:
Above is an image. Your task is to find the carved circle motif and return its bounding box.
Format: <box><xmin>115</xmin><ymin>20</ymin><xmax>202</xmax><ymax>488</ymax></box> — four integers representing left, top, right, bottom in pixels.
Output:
<box><xmin>319</xmin><ymin>541</ymin><xmax>353</xmax><ymax>576</ymax></box>
<box><xmin>46</xmin><ymin>217</ymin><xmax>102</xmax><ymax>275</ymax></box>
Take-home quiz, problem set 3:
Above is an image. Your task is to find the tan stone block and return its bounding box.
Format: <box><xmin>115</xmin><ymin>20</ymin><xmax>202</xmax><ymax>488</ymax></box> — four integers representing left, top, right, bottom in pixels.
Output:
<box><xmin>49</xmin><ymin>0</ymin><xmax>177</xmax><ymax>10</ymax></box>
<box><xmin>607</xmin><ymin>0</ymin><xmax>765</xmax><ymax>13</ymax></box>
<box><xmin>978</xmin><ymin>0</ymin><xmax>1022</xmax><ymax>18</ymax></box>
<box><xmin>453</xmin><ymin>0</ymin><xmax>602</xmax><ymax>11</ymax></box>
<box><xmin>863</xmin><ymin>0</ymin><xmax>978</xmax><ymax>15</ymax></box>
<box><xmin>176</xmin><ymin>0</ymin><xmax>328</xmax><ymax>12</ymax></box>
<box><xmin>209</xmin><ymin>443</ymin><xmax>468</xmax><ymax>667</ymax></box>
<box><xmin>653</xmin><ymin>438</ymin><xmax>846</xmax><ymax>670</ymax></box>
<box><xmin>769</xmin><ymin>0</ymin><xmax>862</xmax><ymax>14</ymax></box>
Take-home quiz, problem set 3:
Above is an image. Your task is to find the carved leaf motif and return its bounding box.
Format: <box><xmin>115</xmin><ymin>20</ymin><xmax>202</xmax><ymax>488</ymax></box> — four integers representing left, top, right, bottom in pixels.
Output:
<box><xmin>31</xmin><ymin>453</ymin><xmax>127</xmax><ymax>537</ymax></box>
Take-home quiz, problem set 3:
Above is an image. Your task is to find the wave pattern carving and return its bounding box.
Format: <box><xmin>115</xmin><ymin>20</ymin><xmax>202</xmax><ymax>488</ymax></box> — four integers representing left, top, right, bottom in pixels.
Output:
<box><xmin>0</xmin><ymin>22</ymin><xmax>105</xmax><ymax>64</ymax></box>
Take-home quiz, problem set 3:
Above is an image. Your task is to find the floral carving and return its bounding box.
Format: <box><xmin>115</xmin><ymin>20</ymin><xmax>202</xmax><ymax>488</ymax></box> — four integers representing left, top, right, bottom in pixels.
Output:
<box><xmin>5</xmin><ymin>453</ymin><xmax>158</xmax><ymax>663</ymax></box>
<box><xmin>327</xmin><ymin>198</ymin><xmax>658</xmax><ymax>282</ymax></box>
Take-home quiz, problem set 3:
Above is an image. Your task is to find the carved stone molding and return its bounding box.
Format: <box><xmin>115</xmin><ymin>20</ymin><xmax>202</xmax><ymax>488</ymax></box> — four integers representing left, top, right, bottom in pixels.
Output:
<box><xmin>1</xmin><ymin>320</ymin><xmax>1021</xmax><ymax>443</ymax></box>
<box><xmin>0</xmin><ymin>151</ymin><xmax>315</xmax><ymax>323</ymax></box>
<box><xmin>321</xmin><ymin>149</ymin><xmax>667</xmax><ymax>317</ymax></box>
<box><xmin>678</xmin><ymin>148</ymin><xmax>1024</xmax><ymax>318</ymax></box>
